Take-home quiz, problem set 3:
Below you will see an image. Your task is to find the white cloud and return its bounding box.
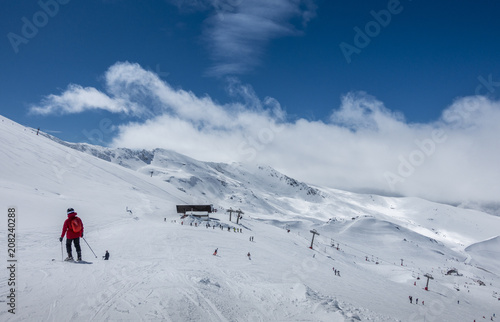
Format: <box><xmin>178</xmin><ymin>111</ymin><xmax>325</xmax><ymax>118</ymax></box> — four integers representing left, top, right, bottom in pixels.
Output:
<box><xmin>330</xmin><ymin>92</ymin><xmax>407</xmax><ymax>132</ymax></box>
<box><xmin>31</xmin><ymin>62</ymin><xmax>500</xmax><ymax>209</ymax></box>
<box><xmin>29</xmin><ymin>84</ymin><xmax>143</xmax><ymax>116</ymax></box>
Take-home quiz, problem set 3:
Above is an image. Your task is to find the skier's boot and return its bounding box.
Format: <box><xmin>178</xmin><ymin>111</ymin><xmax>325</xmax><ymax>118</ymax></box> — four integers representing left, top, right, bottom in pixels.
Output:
<box><xmin>77</xmin><ymin>251</ymin><xmax>82</xmax><ymax>262</ymax></box>
<box><xmin>64</xmin><ymin>251</ymin><xmax>73</xmax><ymax>261</ymax></box>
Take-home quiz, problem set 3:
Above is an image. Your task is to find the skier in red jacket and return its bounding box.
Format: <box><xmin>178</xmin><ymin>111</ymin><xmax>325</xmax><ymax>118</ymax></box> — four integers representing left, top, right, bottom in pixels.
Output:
<box><xmin>60</xmin><ymin>208</ymin><xmax>84</xmax><ymax>261</ymax></box>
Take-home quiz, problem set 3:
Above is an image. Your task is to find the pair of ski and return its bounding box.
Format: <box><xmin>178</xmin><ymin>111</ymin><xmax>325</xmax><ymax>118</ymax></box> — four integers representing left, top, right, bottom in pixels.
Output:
<box><xmin>52</xmin><ymin>258</ymin><xmax>93</xmax><ymax>264</ymax></box>
<box><xmin>66</xmin><ymin>259</ymin><xmax>93</xmax><ymax>264</ymax></box>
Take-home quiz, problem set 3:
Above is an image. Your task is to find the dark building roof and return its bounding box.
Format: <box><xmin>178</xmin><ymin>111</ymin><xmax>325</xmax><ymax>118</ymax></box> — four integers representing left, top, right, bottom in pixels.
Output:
<box><xmin>176</xmin><ymin>205</ymin><xmax>213</xmax><ymax>214</ymax></box>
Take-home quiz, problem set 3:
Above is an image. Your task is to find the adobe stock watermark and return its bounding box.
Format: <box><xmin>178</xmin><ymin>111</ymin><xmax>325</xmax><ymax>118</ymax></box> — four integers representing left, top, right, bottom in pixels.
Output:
<box><xmin>407</xmin><ymin>296</ymin><xmax>447</xmax><ymax>322</ymax></box>
<box><xmin>475</xmin><ymin>74</ymin><xmax>500</xmax><ymax>96</ymax></box>
<box><xmin>52</xmin><ymin>118</ymin><xmax>114</xmax><ymax>182</ymax></box>
<box><xmin>146</xmin><ymin>64</ymin><xmax>170</xmax><ymax>79</ymax></box>
<box><xmin>7</xmin><ymin>0</ymin><xmax>71</xmax><ymax>54</ymax></box>
<box><xmin>384</xmin><ymin>72</ymin><xmax>498</xmax><ymax>191</ymax></box>
<box><xmin>212</xmin><ymin>0</ymin><xmax>244</xmax><ymax>21</ymax></box>
<box><xmin>340</xmin><ymin>0</ymin><xmax>410</xmax><ymax>64</ymax></box>
<box><xmin>444</xmin><ymin>73</ymin><xmax>499</xmax><ymax>128</ymax></box>
<box><xmin>384</xmin><ymin>131</ymin><xmax>447</xmax><ymax>191</ymax></box>
<box><xmin>82</xmin><ymin>118</ymin><xmax>114</xmax><ymax>145</ymax></box>
<box><xmin>236</xmin><ymin>121</ymin><xmax>285</xmax><ymax>163</ymax></box>
<box><xmin>384</xmin><ymin>99</ymin><xmax>480</xmax><ymax>191</ymax></box>
<box><xmin>52</xmin><ymin>151</ymin><xmax>83</xmax><ymax>183</ymax></box>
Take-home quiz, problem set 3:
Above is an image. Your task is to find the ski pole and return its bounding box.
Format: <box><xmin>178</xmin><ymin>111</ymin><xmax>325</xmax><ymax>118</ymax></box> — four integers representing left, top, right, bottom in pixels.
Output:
<box><xmin>82</xmin><ymin>237</ymin><xmax>97</xmax><ymax>258</ymax></box>
<box><xmin>61</xmin><ymin>240</ymin><xmax>63</xmax><ymax>261</ymax></box>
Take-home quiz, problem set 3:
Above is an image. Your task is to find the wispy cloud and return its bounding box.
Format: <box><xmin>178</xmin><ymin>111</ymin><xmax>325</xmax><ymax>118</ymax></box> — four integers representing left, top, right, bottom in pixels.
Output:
<box><xmin>30</xmin><ymin>62</ymin><xmax>500</xmax><ymax>211</ymax></box>
<box><xmin>207</xmin><ymin>0</ymin><xmax>317</xmax><ymax>75</ymax></box>
<box><xmin>168</xmin><ymin>0</ymin><xmax>317</xmax><ymax>76</ymax></box>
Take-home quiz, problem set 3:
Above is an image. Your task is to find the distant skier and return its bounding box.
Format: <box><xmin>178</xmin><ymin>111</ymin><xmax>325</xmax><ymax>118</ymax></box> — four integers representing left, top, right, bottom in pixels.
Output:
<box><xmin>103</xmin><ymin>250</ymin><xmax>110</xmax><ymax>260</ymax></box>
<box><xmin>213</xmin><ymin>248</ymin><xmax>218</xmax><ymax>256</ymax></box>
<box><xmin>416</xmin><ymin>298</ymin><xmax>418</xmax><ymax>304</ymax></box>
<box><xmin>409</xmin><ymin>296</ymin><xmax>413</xmax><ymax>304</ymax></box>
<box><xmin>59</xmin><ymin>208</ymin><xmax>84</xmax><ymax>261</ymax></box>
<box><xmin>247</xmin><ymin>252</ymin><xmax>251</xmax><ymax>260</ymax></box>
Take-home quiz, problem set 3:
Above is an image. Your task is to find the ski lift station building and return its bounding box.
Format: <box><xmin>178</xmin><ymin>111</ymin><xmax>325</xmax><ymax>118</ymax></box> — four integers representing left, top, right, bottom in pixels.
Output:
<box><xmin>176</xmin><ymin>205</ymin><xmax>214</xmax><ymax>218</ymax></box>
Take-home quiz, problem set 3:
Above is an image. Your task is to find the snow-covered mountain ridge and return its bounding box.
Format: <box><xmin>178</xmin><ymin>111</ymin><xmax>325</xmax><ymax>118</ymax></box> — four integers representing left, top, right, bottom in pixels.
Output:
<box><xmin>1</xmin><ymin>114</ymin><xmax>499</xmax><ymax>321</ymax></box>
<box><xmin>42</xmin><ymin>135</ymin><xmax>325</xmax><ymax>199</ymax></box>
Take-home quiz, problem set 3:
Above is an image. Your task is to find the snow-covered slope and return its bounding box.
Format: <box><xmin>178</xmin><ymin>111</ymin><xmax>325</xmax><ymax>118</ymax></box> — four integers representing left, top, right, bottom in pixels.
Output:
<box><xmin>466</xmin><ymin>236</ymin><xmax>500</xmax><ymax>274</ymax></box>
<box><xmin>1</xmin><ymin>115</ymin><xmax>499</xmax><ymax>321</ymax></box>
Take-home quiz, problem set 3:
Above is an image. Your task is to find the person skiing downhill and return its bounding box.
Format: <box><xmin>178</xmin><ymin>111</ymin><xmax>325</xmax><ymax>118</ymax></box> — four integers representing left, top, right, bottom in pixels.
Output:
<box><xmin>59</xmin><ymin>208</ymin><xmax>84</xmax><ymax>261</ymax></box>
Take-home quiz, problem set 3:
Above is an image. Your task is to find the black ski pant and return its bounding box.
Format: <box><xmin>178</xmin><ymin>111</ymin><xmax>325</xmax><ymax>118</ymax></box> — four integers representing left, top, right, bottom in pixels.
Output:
<box><xmin>66</xmin><ymin>238</ymin><xmax>81</xmax><ymax>257</ymax></box>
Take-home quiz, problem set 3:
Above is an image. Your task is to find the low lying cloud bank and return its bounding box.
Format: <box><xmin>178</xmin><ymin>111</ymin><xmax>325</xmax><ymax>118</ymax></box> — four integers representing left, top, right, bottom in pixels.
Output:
<box><xmin>30</xmin><ymin>62</ymin><xmax>500</xmax><ymax>214</ymax></box>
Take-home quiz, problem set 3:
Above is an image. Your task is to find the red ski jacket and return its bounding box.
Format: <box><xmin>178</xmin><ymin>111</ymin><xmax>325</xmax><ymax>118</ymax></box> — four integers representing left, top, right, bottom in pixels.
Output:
<box><xmin>61</xmin><ymin>212</ymin><xmax>84</xmax><ymax>239</ymax></box>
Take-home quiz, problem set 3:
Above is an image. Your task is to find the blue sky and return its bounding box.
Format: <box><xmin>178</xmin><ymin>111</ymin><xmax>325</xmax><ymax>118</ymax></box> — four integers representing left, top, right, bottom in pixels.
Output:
<box><xmin>2</xmin><ymin>0</ymin><xmax>500</xmax><ymax>207</ymax></box>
